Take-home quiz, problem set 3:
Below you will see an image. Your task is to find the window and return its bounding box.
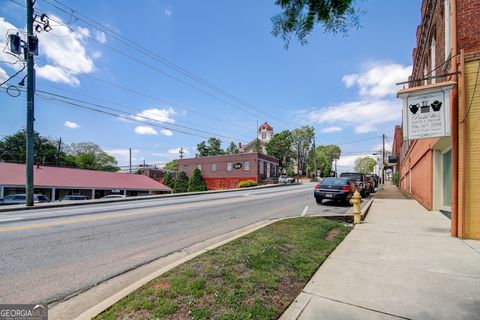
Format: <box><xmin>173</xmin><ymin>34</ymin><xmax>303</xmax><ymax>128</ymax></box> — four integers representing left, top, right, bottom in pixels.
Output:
<box><xmin>211</xmin><ymin>163</ymin><xmax>217</xmax><ymax>172</ymax></box>
<box><xmin>431</xmin><ymin>37</ymin><xmax>436</xmax><ymax>84</ymax></box>
<box><xmin>259</xmin><ymin>160</ymin><xmax>264</xmax><ymax>174</ymax></box>
<box><xmin>227</xmin><ymin>162</ymin><xmax>232</xmax><ymax>172</ymax></box>
<box><xmin>261</xmin><ymin>132</ymin><xmax>266</xmax><ymax>140</ymax></box>
<box><xmin>197</xmin><ymin>164</ymin><xmax>202</xmax><ymax>171</ymax></box>
<box><xmin>244</xmin><ymin>161</ymin><xmax>250</xmax><ymax>171</ymax></box>
<box><xmin>444</xmin><ymin>0</ymin><xmax>452</xmax><ymax>61</ymax></box>
<box><xmin>183</xmin><ymin>165</ymin><xmax>187</xmax><ymax>171</ymax></box>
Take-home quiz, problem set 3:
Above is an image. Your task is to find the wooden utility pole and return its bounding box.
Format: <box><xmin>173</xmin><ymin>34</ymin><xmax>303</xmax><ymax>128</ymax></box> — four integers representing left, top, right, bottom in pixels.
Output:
<box><xmin>382</xmin><ymin>133</ymin><xmax>386</xmax><ymax>184</ymax></box>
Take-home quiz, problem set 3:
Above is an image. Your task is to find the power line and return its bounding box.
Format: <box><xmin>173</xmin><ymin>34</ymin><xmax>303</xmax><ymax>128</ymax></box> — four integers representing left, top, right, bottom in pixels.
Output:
<box><xmin>31</xmin><ymin>4</ymin><xmax>277</xmax><ymax>123</ymax></box>
<box><xmin>40</xmin><ymin>0</ymin><xmax>282</xmax><ymax>123</ymax></box>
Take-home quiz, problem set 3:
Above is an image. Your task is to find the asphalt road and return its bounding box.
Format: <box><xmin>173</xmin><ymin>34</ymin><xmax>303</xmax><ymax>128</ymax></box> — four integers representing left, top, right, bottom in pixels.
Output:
<box><xmin>0</xmin><ymin>183</ymin><xmax>332</xmax><ymax>305</ymax></box>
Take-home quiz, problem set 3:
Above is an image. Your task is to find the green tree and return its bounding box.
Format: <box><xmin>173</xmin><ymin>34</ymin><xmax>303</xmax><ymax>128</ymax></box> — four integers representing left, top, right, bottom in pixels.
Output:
<box><xmin>0</xmin><ymin>129</ymin><xmax>65</xmax><ymax>165</ymax></box>
<box><xmin>187</xmin><ymin>168</ymin><xmax>207</xmax><ymax>192</ymax></box>
<box><xmin>291</xmin><ymin>126</ymin><xmax>314</xmax><ymax>176</ymax></box>
<box><xmin>354</xmin><ymin>156</ymin><xmax>377</xmax><ymax>174</ymax></box>
<box><xmin>162</xmin><ymin>171</ymin><xmax>176</xmax><ymax>189</ymax></box>
<box><xmin>309</xmin><ymin>145</ymin><xmax>342</xmax><ymax>177</ymax></box>
<box><xmin>226</xmin><ymin>141</ymin><xmax>239</xmax><ymax>154</ymax></box>
<box><xmin>69</xmin><ymin>142</ymin><xmax>119</xmax><ymax>172</ymax></box>
<box><xmin>173</xmin><ymin>171</ymin><xmax>189</xmax><ymax>193</ymax></box>
<box><xmin>252</xmin><ymin>139</ymin><xmax>263</xmax><ymax>153</ymax></box>
<box><xmin>272</xmin><ymin>0</ymin><xmax>362</xmax><ymax>48</ymax></box>
<box><xmin>196</xmin><ymin>137</ymin><xmax>225</xmax><ymax>157</ymax></box>
<box><xmin>164</xmin><ymin>159</ymin><xmax>179</xmax><ymax>171</ymax></box>
<box><xmin>267</xmin><ymin>130</ymin><xmax>293</xmax><ymax>170</ymax></box>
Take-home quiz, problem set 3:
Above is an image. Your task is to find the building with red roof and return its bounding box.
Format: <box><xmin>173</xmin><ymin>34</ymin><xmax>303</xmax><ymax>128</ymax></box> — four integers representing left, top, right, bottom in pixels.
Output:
<box><xmin>0</xmin><ymin>162</ymin><xmax>171</xmax><ymax>200</ymax></box>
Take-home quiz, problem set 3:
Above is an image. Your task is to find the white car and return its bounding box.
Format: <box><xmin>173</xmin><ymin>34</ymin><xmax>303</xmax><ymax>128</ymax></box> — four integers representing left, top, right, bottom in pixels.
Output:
<box><xmin>278</xmin><ymin>175</ymin><xmax>295</xmax><ymax>184</ymax></box>
<box><xmin>101</xmin><ymin>194</ymin><xmax>127</xmax><ymax>199</ymax></box>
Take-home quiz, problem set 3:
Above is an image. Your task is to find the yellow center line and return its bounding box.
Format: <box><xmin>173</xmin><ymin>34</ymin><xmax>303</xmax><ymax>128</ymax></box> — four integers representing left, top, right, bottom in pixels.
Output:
<box><xmin>0</xmin><ymin>187</ymin><xmax>309</xmax><ymax>233</ymax></box>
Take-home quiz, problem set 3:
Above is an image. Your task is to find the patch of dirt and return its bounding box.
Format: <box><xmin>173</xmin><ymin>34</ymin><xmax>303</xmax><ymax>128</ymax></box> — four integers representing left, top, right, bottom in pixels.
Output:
<box><xmin>153</xmin><ymin>280</ymin><xmax>171</xmax><ymax>291</ymax></box>
<box><xmin>325</xmin><ymin>228</ymin><xmax>340</xmax><ymax>241</ymax></box>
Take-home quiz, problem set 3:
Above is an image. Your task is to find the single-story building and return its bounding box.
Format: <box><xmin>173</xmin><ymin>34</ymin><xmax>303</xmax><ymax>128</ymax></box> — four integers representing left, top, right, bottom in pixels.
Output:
<box><xmin>0</xmin><ymin>162</ymin><xmax>172</xmax><ymax>200</ymax></box>
<box><xmin>178</xmin><ymin>152</ymin><xmax>279</xmax><ymax>190</ymax></box>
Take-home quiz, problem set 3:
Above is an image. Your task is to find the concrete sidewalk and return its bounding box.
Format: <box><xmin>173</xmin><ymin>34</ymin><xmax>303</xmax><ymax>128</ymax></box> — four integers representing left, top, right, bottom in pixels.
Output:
<box><xmin>281</xmin><ymin>186</ymin><xmax>480</xmax><ymax>319</ymax></box>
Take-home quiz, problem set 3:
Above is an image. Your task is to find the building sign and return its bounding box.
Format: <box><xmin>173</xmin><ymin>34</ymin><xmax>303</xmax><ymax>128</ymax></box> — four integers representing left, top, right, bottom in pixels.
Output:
<box><xmin>398</xmin><ymin>82</ymin><xmax>455</xmax><ymax>140</ymax></box>
<box><xmin>233</xmin><ymin>163</ymin><xmax>242</xmax><ymax>169</ymax></box>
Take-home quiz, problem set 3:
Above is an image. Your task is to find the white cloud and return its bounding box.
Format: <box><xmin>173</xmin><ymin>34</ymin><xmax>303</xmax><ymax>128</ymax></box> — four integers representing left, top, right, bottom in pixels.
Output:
<box><xmin>321</xmin><ymin>126</ymin><xmax>342</xmax><ymax>133</ymax></box>
<box><xmin>37</xmin><ymin>65</ymin><xmax>80</xmax><ymax>86</ymax></box>
<box><xmin>160</xmin><ymin>129</ymin><xmax>173</xmax><ymax>136</ymax></box>
<box><xmin>167</xmin><ymin>147</ymin><xmax>190</xmax><ymax>156</ymax></box>
<box><xmin>105</xmin><ymin>148</ymin><xmax>141</xmax><ymax>166</ymax></box>
<box><xmin>306</xmin><ymin>99</ymin><xmax>401</xmax><ymax>133</ymax></box>
<box><xmin>0</xmin><ymin>67</ymin><xmax>8</xmax><ymax>83</ymax></box>
<box><xmin>343</xmin><ymin>63</ymin><xmax>412</xmax><ymax>98</ymax></box>
<box><xmin>134</xmin><ymin>126</ymin><xmax>158</xmax><ymax>135</ymax></box>
<box><xmin>95</xmin><ymin>31</ymin><xmax>107</xmax><ymax>44</ymax></box>
<box><xmin>91</xmin><ymin>50</ymin><xmax>102</xmax><ymax>59</ymax></box>
<box><xmin>164</xmin><ymin>8</ymin><xmax>172</xmax><ymax>16</ymax></box>
<box><xmin>132</xmin><ymin>108</ymin><xmax>176</xmax><ymax>124</ymax></box>
<box><xmin>64</xmin><ymin>120</ymin><xmax>80</xmax><ymax>129</ymax></box>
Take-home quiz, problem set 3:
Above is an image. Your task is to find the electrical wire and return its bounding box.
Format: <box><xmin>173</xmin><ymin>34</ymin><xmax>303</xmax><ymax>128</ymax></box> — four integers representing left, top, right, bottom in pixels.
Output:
<box><xmin>0</xmin><ymin>64</ymin><xmax>26</xmax><ymax>87</ymax></box>
<box><xmin>40</xmin><ymin>0</ymin><xmax>282</xmax><ymax>123</ymax></box>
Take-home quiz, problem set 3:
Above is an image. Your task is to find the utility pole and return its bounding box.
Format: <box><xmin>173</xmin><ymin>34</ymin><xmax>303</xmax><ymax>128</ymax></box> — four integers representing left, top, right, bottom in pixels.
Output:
<box><xmin>313</xmin><ymin>133</ymin><xmax>317</xmax><ymax>181</ymax></box>
<box><xmin>25</xmin><ymin>0</ymin><xmax>36</xmax><ymax>206</ymax></box>
<box><xmin>334</xmin><ymin>159</ymin><xmax>337</xmax><ymax>178</ymax></box>
<box><xmin>56</xmin><ymin>137</ymin><xmax>62</xmax><ymax>166</ymax></box>
<box><xmin>382</xmin><ymin>133</ymin><xmax>386</xmax><ymax>185</ymax></box>
<box><xmin>129</xmin><ymin>148</ymin><xmax>132</xmax><ymax>173</ymax></box>
<box><xmin>179</xmin><ymin>147</ymin><xmax>184</xmax><ymax>159</ymax></box>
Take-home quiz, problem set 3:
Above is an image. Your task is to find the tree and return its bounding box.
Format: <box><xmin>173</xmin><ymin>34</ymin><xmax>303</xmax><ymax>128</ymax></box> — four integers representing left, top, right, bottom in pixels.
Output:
<box><xmin>291</xmin><ymin>126</ymin><xmax>314</xmax><ymax>176</ymax></box>
<box><xmin>0</xmin><ymin>129</ymin><xmax>65</xmax><ymax>165</ymax></box>
<box><xmin>173</xmin><ymin>171</ymin><xmax>189</xmax><ymax>193</ymax></box>
<box><xmin>308</xmin><ymin>145</ymin><xmax>342</xmax><ymax>177</ymax></box>
<box><xmin>267</xmin><ymin>130</ymin><xmax>293</xmax><ymax>170</ymax></box>
<box><xmin>196</xmin><ymin>137</ymin><xmax>225</xmax><ymax>157</ymax></box>
<box><xmin>164</xmin><ymin>159</ymin><xmax>179</xmax><ymax>171</ymax></box>
<box><xmin>69</xmin><ymin>142</ymin><xmax>119</xmax><ymax>172</ymax></box>
<box><xmin>252</xmin><ymin>139</ymin><xmax>263</xmax><ymax>153</ymax></box>
<box><xmin>354</xmin><ymin>157</ymin><xmax>377</xmax><ymax>174</ymax></box>
<box><xmin>272</xmin><ymin>0</ymin><xmax>362</xmax><ymax>48</ymax></box>
<box><xmin>187</xmin><ymin>168</ymin><xmax>207</xmax><ymax>192</ymax></box>
<box><xmin>163</xmin><ymin>171</ymin><xmax>175</xmax><ymax>189</ymax></box>
<box><xmin>226</xmin><ymin>141</ymin><xmax>239</xmax><ymax>154</ymax></box>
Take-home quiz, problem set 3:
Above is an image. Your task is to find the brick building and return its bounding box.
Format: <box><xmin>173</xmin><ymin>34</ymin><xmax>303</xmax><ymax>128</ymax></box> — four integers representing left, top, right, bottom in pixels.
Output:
<box><xmin>177</xmin><ymin>153</ymin><xmax>279</xmax><ymax>190</ymax></box>
<box><xmin>395</xmin><ymin>0</ymin><xmax>480</xmax><ymax>239</ymax></box>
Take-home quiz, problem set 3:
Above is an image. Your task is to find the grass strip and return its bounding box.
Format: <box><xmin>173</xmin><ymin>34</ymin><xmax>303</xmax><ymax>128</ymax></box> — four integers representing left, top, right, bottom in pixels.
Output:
<box><xmin>95</xmin><ymin>217</ymin><xmax>350</xmax><ymax>320</ymax></box>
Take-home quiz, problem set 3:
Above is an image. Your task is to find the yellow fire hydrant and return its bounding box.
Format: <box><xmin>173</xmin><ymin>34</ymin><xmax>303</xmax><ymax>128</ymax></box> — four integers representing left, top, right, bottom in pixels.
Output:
<box><xmin>350</xmin><ymin>191</ymin><xmax>362</xmax><ymax>224</ymax></box>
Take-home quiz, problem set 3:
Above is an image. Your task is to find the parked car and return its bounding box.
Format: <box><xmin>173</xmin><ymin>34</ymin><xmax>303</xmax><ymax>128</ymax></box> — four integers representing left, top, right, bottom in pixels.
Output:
<box><xmin>314</xmin><ymin>177</ymin><xmax>356</xmax><ymax>204</ymax></box>
<box><xmin>61</xmin><ymin>195</ymin><xmax>88</xmax><ymax>201</ymax></box>
<box><xmin>101</xmin><ymin>194</ymin><xmax>126</xmax><ymax>199</ymax></box>
<box><xmin>0</xmin><ymin>194</ymin><xmax>50</xmax><ymax>205</ymax></box>
<box><xmin>278</xmin><ymin>175</ymin><xmax>295</xmax><ymax>184</ymax></box>
<box><xmin>339</xmin><ymin>172</ymin><xmax>369</xmax><ymax>197</ymax></box>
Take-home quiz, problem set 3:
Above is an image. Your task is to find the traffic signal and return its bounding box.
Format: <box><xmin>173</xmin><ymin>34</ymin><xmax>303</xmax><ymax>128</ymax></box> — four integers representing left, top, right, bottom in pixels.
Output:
<box><xmin>8</xmin><ymin>33</ymin><xmax>22</xmax><ymax>55</ymax></box>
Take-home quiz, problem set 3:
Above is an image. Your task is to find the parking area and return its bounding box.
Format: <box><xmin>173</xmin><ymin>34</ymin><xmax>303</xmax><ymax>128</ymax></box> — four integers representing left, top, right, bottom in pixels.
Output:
<box><xmin>301</xmin><ymin>193</ymin><xmax>374</xmax><ymax>217</ymax></box>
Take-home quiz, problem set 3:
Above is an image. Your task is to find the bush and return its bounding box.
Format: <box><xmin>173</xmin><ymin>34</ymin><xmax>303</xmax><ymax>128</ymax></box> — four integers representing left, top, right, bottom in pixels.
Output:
<box><xmin>236</xmin><ymin>180</ymin><xmax>258</xmax><ymax>188</ymax></box>
<box><xmin>173</xmin><ymin>171</ymin><xmax>189</xmax><ymax>193</ymax></box>
<box><xmin>286</xmin><ymin>167</ymin><xmax>295</xmax><ymax>177</ymax></box>
<box><xmin>392</xmin><ymin>172</ymin><xmax>400</xmax><ymax>186</ymax></box>
<box><xmin>187</xmin><ymin>168</ymin><xmax>208</xmax><ymax>192</ymax></box>
<box><xmin>163</xmin><ymin>172</ymin><xmax>175</xmax><ymax>189</ymax></box>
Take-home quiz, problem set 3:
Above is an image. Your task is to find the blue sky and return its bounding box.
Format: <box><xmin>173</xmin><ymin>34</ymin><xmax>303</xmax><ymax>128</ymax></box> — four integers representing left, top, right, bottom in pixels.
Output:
<box><xmin>0</xmin><ymin>0</ymin><xmax>421</xmax><ymax>171</ymax></box>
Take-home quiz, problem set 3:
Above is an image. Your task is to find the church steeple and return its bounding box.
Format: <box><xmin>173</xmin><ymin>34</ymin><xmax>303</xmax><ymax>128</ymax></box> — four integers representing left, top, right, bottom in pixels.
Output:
<box><xmin>258</xmin><ymin>122</ymin><xmax>273</xmax><ymax>142</ymax></box>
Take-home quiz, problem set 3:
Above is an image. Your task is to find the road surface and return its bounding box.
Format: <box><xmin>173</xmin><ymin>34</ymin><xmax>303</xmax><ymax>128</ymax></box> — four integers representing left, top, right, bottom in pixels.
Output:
<box><xmin>0</xmin><ymin>183</ymin><xmax>332</xmax><ymax>305</ymax></box>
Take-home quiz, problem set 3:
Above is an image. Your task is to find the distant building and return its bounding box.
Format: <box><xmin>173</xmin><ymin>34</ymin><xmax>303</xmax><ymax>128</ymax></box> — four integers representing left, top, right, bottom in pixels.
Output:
<box><xmin>178</xmin><ymin>152</ymin><xmax>279</xmax><ymax>190</ymax></box>
<box><xmin>239</xmin><ymin>122</ymin><xmax>273</xmax><ymax>154</ymax></box>
<box><xmin>0</xmin><ymin>163</ymin><xmax>171</xmax><ymax>200</ymax></box>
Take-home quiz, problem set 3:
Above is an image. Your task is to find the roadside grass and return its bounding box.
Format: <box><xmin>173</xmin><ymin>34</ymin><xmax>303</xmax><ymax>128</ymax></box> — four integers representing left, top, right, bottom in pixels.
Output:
<box><xmin>95</xmin><ymin>217</ymin><xmax>351</xmax><ymax>320</ymax></box>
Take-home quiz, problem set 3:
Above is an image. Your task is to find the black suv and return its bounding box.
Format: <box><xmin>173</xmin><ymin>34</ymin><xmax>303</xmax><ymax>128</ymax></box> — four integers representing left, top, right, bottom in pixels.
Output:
<box><xmin>339</xmin><ymin>172</ymin><xmax>369</xmax><ymax>197</ymax></box>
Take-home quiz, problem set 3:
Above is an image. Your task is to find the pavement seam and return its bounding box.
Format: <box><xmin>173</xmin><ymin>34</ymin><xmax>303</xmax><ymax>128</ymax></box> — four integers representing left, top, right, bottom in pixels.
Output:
<box><xmin>328</xmin><ymin>256</ymin><xmax>480</xmax><ymax>279</ymax></box>
<box><xmin>293</xmin><ymin>294</ymin><xmax>312</xmax><ymax>320</ymax></box>
<box><xmin>304</xmin><ymin>293</ymin><xmax>412</xmax><ymax>320</ymax></box>
<box><xmin>354</xmin><ymin>227</ymin><xmax>452</xmax><ymax>238</ymax></box>
<box><xmin>461</xmin><ymin>240</ymin><xmax>480</xmax><ymax>256</ymax></box>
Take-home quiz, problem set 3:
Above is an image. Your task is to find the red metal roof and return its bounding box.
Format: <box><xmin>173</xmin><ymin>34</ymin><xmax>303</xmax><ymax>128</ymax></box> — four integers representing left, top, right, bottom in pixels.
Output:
<box><xmin>258</xmin><ymin>122</ymin><xmax>273</xmax><ymax>132</ymax></box>
<box><xmin>0</xmin><ymin>163</ymin><xmax>171</xmax><ymax>191</ymax></box>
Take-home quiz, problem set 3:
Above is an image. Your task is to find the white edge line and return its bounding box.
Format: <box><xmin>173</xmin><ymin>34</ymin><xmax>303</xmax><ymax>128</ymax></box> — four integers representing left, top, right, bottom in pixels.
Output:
<box><xmin>0</xmin><ymin>217</ymin><xmax>24</xmax><ymax>222</ymax></box>
<box><xmin>301</xmin><ymin>206</ymin><xmax>309</xmax><ymax>217</ymax></box>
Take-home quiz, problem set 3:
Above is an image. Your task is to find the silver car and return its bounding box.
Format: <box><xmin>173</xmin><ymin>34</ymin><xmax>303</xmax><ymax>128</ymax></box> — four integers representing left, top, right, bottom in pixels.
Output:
<box><xmin>0</xmin><ymin>194</ymin><xmax>50</xmax><ymax>205</ymax></box>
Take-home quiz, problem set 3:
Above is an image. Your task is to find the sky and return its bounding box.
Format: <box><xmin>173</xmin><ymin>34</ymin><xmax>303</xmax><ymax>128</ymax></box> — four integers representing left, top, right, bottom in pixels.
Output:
<box><xmin>0</xmin><ymin>0</ymin><xmax>422</xmax><ymax>172</ymax></box>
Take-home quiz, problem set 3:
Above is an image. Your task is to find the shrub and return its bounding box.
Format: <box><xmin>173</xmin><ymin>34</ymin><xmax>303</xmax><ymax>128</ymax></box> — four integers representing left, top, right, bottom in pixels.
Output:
<box><xmin>187</xmin><ymin>168</ymin><xmax>208</xmax><ymax>192</ymax></box>
<box><xmin>173</xmin><ymin>171</ymin><xmax>189</xmax><ymax>193</ymax></box>
<box><xmin>236</xmin><ymin>180</ymin><xmax>258</xmax><ymax>188</ymax></box>
<box><xmin>163</xmin><ymin>172</ymin><xmax>175</xmax><ymax>189</ymax></box>
<box><xmin>286</xmin><ymin>167</ymin><xmax>295</xmax><ymax>177</ymax></box>
<box><xmin>392</xmin><ymin>172</ymin><xmax>400</xmax><ymax>186</ymax></box>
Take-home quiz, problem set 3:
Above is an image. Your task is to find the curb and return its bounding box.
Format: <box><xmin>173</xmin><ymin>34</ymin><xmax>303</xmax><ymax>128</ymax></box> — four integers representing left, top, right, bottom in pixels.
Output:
<box><xmin>49</xmin><ymin>218</ymin><xmax>283</xmax><ymax>320</ymax></box>
<box><xmin>0</xmin><ymin>183</ymin><xmax>301</xmax><ymax>213</ymax></box>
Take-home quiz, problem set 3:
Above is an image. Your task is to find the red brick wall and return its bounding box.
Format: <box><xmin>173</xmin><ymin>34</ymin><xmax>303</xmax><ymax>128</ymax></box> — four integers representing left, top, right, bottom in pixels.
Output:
<box><xmin>457</xmin><ymin>0</ymin><xmax>480</xmax><ymax>55</ymax></box>
<box><xmin>203</xmin><ymin>177</ymin><xmax>257</xmax><ymax>190</ymax></box>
